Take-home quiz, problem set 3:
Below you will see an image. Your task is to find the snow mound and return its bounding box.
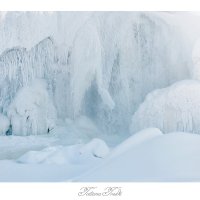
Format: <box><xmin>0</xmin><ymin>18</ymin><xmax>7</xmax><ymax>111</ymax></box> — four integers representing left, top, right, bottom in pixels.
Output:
<box><xmin>79</xmin><ymin>138</ymin><xmax>110</xmax><ymax>159</ymax></box>
<box><xmin>0</xmin><ymin>135</ymin><xmax>57</xmax><ymax>160</ymax></box>
<box><xmin>7</xmin><ymin>79</ymin><xmax>57</xmax><ymax>136</ymax></box>
<box><xmin>0</xmin><ymin>114</ymin><xmax>9</xmax><ymax>135</ymax></box>
<box><xmin>77</xmin><ymin>131</ymin><xmax>200</xmax><ymax>181</ymax></box>
<box><xmin>109</xmin><ymin>128</ymin><xmax>163</xmax><ymax>159</ymax></box>
<box><xmin>131</xmin><ymin>80</ymin><xmax>200</xmax><ymax>134</ymax></box>
<box><xmin>17</xmin><ymin>138</ymin><xmax>109</xmax><ymax>165</ymax></box>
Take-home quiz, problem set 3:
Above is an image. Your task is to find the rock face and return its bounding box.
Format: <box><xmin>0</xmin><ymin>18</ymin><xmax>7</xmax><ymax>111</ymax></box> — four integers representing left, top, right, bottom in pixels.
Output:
<box><xmin>0</xmin><ymin>12</ymin><xmax>194</xmax><ymax>135</ymax></box>
<box><xmin>130</xmin><ymin>80</ymin><xmax>200</xmax><ymax>134</ymax></box>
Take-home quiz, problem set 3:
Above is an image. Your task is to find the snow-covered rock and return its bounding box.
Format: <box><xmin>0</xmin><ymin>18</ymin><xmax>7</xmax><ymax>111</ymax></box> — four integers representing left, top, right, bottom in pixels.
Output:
<box><xmin>7</xmin><ymin>79</ymin><xmax>57</xmax><ymax>135</ymax></box>
<box><xmin>79</xmin><ymin>138</ymin><xmax>110</xmax><ymax>158</ymax></box>
<box><xmin>131</xmin><ymin>80</ymin><xmax>200</xmax><ymax>134</ymax></box>
<box><xmin>0</xmin><ymin>114</ymin><xmax>9</xmax><ymax>135</ymax></box>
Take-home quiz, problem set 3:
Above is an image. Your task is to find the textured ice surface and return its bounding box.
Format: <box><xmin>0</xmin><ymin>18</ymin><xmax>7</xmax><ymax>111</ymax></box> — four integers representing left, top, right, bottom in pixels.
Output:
<box><xmin>0</xmin><ymin>12</ymin><xmax>195</xmax><ymax>136</ymax></box>
<box><xmin>131</xmin><ymin>80</ymin><xmax>200</xmax><ymax>134</ymax></box>
<box><xmin>7</xmin><ymin>79</ymin><xmax>57</xmax><ymax>135</ymax></box>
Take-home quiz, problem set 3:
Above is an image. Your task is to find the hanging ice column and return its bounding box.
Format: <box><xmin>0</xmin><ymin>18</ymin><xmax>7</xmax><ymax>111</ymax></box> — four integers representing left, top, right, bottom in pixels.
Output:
<box><xmin>80</xmin><ymin>13</ymin><xmax>190</xmax><ymax>135</ymax></box>
<box><xmin>69</xmin><ymin>20</ymin><xmax>115</xmax><ymax>118</ymax></box>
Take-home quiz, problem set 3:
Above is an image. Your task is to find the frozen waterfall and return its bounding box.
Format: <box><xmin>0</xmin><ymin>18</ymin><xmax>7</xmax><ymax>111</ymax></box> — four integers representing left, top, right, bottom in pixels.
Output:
<box><xmin>0</xmin><ymin>12</ymin><xmax>197</xmax><ymax>136</ymax></box>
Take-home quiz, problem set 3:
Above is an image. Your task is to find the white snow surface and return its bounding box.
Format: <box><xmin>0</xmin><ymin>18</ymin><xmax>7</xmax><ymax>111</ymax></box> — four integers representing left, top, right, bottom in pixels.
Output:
<box><xmin>0</xmin><ymin>129</ymin><xmax>200</xmax><ymax>181</ymax></box>
<box><xmin>0</xmin><ymin>137</ymin><xmax>108</xmax><ymax>181</ymax></box>
<box><xmin>108</xmin><ymin>128</ymin><xmax>163</xmax><ymax>159</ymax></box>
<box><xmin>0</xmin><ymin>135</ymin><xmax>57</xmax><ymax>160</ymax></box>
<box><xmin>76</xmin><ymin>130</ymin><xmax>200</xmax><ymax>182</ymax></box>
<box><xmin>131</xmin><ymin>80</ymin><xmax>200</xmax><ymax>134</ymax></box>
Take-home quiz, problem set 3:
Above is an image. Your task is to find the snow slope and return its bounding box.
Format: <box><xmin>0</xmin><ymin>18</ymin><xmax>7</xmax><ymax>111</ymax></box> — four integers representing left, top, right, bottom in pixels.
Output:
<box><xmin>1</xmin><ymin>129</ymin><xmax>200</xmax><ymax>181</ymax></box>
<box><xmin>76</xmin><ymin>130</ymin><xmax>200</xmax><ymax>182</ymax></box>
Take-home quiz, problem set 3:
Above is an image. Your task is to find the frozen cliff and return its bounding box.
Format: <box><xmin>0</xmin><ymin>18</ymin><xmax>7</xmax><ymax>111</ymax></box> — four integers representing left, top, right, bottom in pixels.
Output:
<box><xmin>0</xmin><ymin>12</ymin><xmax>198</xmax><ymax>136</ymax></box>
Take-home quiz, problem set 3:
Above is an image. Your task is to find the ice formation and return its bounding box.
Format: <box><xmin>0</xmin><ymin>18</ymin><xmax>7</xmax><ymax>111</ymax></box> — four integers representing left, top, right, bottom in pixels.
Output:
<box><xmin>0</xmin><ymin>12</ymin><xmax>198</xmax><ymax>136</ymax></box>
<box><xmin>79</xmin><ymin>138</ymin><xmax>110</xmax><ymax>158</ymax></box>
<box><xmin>7</xmin><ymin>79</ymin><xmax>57</xmax><ymax>136</ymax></box>
<box><xmin>0</xmin><ymin>114</ymin><xmax>9</xmax><ymax>135</ymax></box>
<box><xmin>130</xmin><ymin>80</ymin><xmax>200</xmax><ymax>134</ymax></box>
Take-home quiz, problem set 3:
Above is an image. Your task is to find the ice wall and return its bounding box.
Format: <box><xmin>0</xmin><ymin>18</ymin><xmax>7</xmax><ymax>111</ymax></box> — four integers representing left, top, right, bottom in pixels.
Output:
<box><xmin>0</xmin><ymin>12</ymin><xmax>196</xmax><ymax>136</ymax></box>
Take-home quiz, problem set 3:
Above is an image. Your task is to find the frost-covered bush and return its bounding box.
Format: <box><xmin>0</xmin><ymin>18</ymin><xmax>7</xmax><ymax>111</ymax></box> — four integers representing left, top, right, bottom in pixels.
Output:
<box><xmin>7</xmin><ymin>79</ymin><xmax>57</xmax><ymax>136</ymax></box>
<box><xmin>130</xmin><ymin>80</ymin><xmax>200</xmax><ymax>134</ymax></box>
<box><xmin>0</xmin><ymin>114</ymin><xmax>9</xmax><ymax>135</ymax></box>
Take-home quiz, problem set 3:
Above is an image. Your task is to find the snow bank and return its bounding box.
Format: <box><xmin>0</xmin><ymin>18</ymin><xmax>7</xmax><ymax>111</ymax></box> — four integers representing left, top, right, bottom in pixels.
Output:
<box><xmin>0</xmin><ymin>114</ymin><xmax>9</xmax><ymax>135</ymax></box>
<box><xmin>77</xmin><ymin>131</ymin><xmax>200</xmax><ymax>181</ymax></box>
<box><xmin>7</xmin><ymin>79</ymin><xmax>57</xmax><ymax>135</ymax></box>
<box><xmin>131</xmin><ymin>80</ymin><xmax>200</xmax><ymax>134</ymax></box>
<box><xmin>17</xmin><ymin>146</ymin><xmax>67</xmax><ymax>164</ymax></box>
<box><xmin>17</xmin><ymin>145</ymin><xmax>82</xmax><ymax>165</ymax></box>
<box><xmin>0</xmin><ymin>135</ymin><xmax>57</xmax><ymax>159</ymax></box>
<box><xmin>79</xmin><ymin>138</ymin><xmax>110</xmax><ymax>158</ymax></box>
<box><xmin>2</xmin><ymin>129</ymin><xmax>200</xmax><ymax>181</ymax></box>
<box><xmin>17</xmin><ymin>138</ymin><xmax>109</xmax><ymax>165</ymax></box>
<box><xmin>109</xmin><ymin>128</ymin><xmax>163</xmax><ymax>159</ymax></box>
<box><xmin>74</xmin><ymin>115</ymin><xmax>99</xmax><ymax>135</ymax></box>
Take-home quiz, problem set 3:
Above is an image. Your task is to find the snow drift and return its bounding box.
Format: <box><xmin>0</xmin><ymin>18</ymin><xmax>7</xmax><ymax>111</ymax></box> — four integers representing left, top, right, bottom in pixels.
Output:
<box><xmin>1</xmin><ymin>128</ymin><xmax>200</xmax><ymax>181</ymax></box>
<box><xmin>77</xmin><ymin>130</ymin><xmax>200</xmax><ymax>182</ymax></box>
<box><xmin>17</xmin><ymin>138</ymin><xmax>109</xmax><ymax>165</ymax></box>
